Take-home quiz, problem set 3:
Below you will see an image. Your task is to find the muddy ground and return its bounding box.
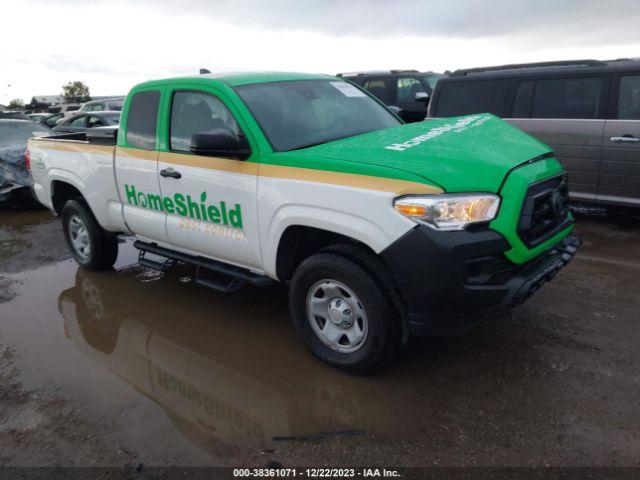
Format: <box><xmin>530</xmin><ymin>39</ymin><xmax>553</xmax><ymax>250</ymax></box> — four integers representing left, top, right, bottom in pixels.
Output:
<box><xmin>0</xmin><ymin>208</ymin><xmax>639</xmax><ymax>469</ymax></box>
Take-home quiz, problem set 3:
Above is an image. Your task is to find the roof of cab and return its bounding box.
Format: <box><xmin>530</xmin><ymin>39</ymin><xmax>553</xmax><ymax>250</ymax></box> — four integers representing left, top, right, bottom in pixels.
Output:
<box><xmin>135</xmin><ymin>72</ymin><xmax>335</xmax><ymax>89</ymax></box>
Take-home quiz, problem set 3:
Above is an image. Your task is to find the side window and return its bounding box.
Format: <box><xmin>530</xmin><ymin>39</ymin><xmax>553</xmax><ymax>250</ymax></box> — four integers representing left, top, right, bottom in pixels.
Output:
<box><xmin>69</xmin><ymin>116</ymin><xmax>87</xmax><ymax>127</ymax></box>
<box><xmin>512</xmin><ymin>81</ymin><xmax>535</xmax><ymax>117</ymax></box>
<box><xmin>170</xmin><ymin>91</ymin><xmax>240</xmax><ymax>152</ymax></box>
<box><xmin>396</xmin><ymin>77</ymin><xmax>424</xmax><ymax>103</ymax></box>
<box><xmin>363</xmin><ymin>78</ymin><xmax>393</xmax><ymax>104</ymax></box>
<box><xmin>433</xmin><ymin>80</ymin><xmax>509</xmax><ymax>117</ymax></box>
<box><xmin>531</xmin><ymin>77</ymin><xmax>603</xmax><ymax>119</ymax></box>
<box><xmin>88</xmin><ymin>116</ymin><xmax>105</xmax><ymax>128</ymax></box>
<box><xmin>126</xmin><ymin>90</ymin><xmax>160</xmax><ymax>150</ymax></box>
<box><xmin>618</xmin><ymin>75</ymin><xmax>640</xmax><ymax>120</ymax></box>
<box><xmin>45</xmin><ymin>115</ymin><xmax>60</xmax><ymax>127</ymax></box>
<box><xmin>108</xmin><ymin>100</ymin><xmax>123</xmax><ymax>111</ymax></box>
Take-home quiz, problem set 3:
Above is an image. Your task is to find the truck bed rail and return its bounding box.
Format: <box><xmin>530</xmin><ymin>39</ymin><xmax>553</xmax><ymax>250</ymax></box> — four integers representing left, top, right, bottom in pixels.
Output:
<box><xmin>43</xmin><ymin>128</ymin><xmax>118</xmax><ymax>146</ymax></box>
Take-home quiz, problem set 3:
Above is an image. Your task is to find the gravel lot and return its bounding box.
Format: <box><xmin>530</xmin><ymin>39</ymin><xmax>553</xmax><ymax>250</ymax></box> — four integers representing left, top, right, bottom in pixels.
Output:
<box><xmin>0</xmin><ymin>208</ymin><xmax>639</xmax><ymax>468</ymax></box>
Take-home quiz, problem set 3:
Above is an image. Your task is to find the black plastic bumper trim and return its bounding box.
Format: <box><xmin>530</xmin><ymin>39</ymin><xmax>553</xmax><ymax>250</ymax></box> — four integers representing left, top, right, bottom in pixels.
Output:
<box><xmin>380</xmin><ymin>225</ymin><xmax>581</xmax><ymax>337</ymax></box>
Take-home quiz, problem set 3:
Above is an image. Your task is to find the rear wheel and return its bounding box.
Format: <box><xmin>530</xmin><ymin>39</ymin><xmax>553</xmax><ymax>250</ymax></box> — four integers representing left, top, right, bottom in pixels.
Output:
<box><xmin>62</xmin><ymin>199</ymin><xmax>118</xmax><ymax>270</ymax></box>
<box><xmin>289</xmin><ymin>252</ymin><xmax>400</xmax><ymax>373</ymax></box>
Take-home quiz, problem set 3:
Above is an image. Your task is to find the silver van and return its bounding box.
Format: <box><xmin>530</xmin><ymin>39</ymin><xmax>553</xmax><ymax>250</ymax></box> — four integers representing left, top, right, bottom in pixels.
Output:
<box><xmin>428</xmin><ymin>59</ymin><xmax>640</xmax><ymax>208</ymax></box>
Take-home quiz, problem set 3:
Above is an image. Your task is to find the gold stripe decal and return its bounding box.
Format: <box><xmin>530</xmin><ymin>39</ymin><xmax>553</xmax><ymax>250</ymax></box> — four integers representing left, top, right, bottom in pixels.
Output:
<box><xmin>30</xmin><ymin>138</ymin><xmax>113</xmax><ymax>156</ymax></box>
<box><xmin>259</xmin><ymin>164</ymin><xmax>442</xmax><ymax>195</ymax></box>
<box><xmin>118</xmin><ymin>147</ymin><xmax>157</xmax><ymax>161</ymax></box>
<box><xmin>32</xmin><ymin>139</ymin><xmax>442</xmax><ymax>195</ymax></box>
<box><xmin>158</xmin><ymin>151</ymin><xmax>259</xmax><ymax>175</ymax></box>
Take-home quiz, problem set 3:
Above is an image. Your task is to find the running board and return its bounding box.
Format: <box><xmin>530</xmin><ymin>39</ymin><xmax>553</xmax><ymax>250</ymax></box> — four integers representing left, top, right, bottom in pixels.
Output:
<box><xmin>134</xmin><ymin>240</ymin><xmax>274</xmax><ymax>292</ymax></box>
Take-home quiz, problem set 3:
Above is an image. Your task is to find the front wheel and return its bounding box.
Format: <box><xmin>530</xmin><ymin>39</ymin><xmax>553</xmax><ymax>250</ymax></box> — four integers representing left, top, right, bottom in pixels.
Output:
<box><xmin>289</xmin><ymin>252</ymin><xmax>400</xmax><ymax>373</ymax></box>
<box><xmin>62</xmin><ymin>199</ymin><xmax>118</xmax><ymax>270</ymax></box>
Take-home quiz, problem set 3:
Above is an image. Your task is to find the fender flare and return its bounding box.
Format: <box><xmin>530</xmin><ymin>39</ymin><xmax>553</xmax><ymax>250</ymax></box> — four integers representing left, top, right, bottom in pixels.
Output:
<box><xmin>48</xmin><ymin>169</ymin><xmax>120</xmax><ymax>229</ymax></box>
<box><xmin>48</xmin><ymin>169</ymin><xmax>87</xmax><ymax>204</ymax></box>
<box><xmin>262</xmin><ymin>203</ymin><xmax>409</xmax><ymax>277</ymax></box>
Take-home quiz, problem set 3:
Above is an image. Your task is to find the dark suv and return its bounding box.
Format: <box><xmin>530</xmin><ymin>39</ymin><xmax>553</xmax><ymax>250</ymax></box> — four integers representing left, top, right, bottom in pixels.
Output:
<box><xmin>338</xmin><ymin>70</ymin><xmax>444</xmax><ymax>123</ymax></box>
<box><xmin>429</xmin><ymin>59</ymin><xmax>640</xmax><ymax>208</ymax></box>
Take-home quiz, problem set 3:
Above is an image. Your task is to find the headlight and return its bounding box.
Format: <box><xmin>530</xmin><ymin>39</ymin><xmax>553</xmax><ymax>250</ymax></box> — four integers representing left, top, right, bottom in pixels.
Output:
<box><xmin>394</xmin><ymin>193</ymin><xmax>500</xmax><ymax>231</ymax></box>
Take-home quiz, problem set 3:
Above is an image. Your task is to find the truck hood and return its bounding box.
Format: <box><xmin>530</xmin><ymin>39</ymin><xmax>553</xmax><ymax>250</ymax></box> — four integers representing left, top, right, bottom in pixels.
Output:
<box><xmin>295</xmin><ymin>114</ymin><xmax>552</xmax><ymax>193</ymax></box>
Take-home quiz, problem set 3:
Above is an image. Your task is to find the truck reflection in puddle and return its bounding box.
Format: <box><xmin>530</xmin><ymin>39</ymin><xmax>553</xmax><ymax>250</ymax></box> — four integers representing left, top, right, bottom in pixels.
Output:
<box><xmin>58</xmin><ymin>267</ymin><xmax>376</xmax><ymax>454</ymax></box>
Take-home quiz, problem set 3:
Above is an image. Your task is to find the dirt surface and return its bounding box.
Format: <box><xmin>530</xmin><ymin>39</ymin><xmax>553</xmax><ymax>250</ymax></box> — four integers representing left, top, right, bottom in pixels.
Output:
<box><xmin>0</xmin><ymin>208</ymin><xmax>639</xmax><ymax>468</ymax></box>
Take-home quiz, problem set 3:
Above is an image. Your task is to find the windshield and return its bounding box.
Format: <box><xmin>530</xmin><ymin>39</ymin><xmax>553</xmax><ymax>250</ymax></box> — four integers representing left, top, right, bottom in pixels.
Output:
<box><xmin>422</xmin><ymin>74</ymin><xmax>444</xmax><ymax>90</ymax></box>
<box><xmin>235</xmin><ymin>79</ymin><xmax>401</xmax><ymax>152</ymax></box>
<box><xmin>0</xmin><ymin>121</ymin><xmax>52</xmax><ymax>147</ymax></box>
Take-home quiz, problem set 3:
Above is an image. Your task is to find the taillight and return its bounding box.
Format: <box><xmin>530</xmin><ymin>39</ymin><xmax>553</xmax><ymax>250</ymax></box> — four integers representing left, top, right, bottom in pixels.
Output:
<box><xmin>24</xmin><ymin>148</ymin><xmax>31</xmax><ymax>171</ymax></box>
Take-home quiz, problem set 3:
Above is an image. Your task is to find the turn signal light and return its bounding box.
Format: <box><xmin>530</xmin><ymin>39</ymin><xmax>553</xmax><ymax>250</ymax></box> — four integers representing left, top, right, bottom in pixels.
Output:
<box><xmin>394</xmin><ymin>203</ymin><xmax>427</xmax><ymax>217</ymax></box>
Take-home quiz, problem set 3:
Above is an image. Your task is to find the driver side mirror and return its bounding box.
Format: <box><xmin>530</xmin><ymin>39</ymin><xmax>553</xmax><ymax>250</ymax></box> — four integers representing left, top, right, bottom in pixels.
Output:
<box><xmin>414</xmin><ymin>92</ymin><xmax>430</xmax><ymax>103</ymax></box>
<box><xmin>190</xmin><ymin>128</ymin><xmax>251</xmax><ymax>160</ymax></box>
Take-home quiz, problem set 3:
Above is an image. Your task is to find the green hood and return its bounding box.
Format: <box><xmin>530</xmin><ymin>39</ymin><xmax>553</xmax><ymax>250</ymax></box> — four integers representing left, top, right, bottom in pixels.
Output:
<box><xmin>291</xmin><ymin>114</ymin><xmax>552</xmax><ymax>193</ymax></box>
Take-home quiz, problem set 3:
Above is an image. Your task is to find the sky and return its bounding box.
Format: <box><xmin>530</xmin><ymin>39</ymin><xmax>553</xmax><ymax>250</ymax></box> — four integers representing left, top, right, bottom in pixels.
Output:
<box><xmin>1</xmin><ymin>0</ymin><xmax>639</xmax><ymax>104</ymax></box>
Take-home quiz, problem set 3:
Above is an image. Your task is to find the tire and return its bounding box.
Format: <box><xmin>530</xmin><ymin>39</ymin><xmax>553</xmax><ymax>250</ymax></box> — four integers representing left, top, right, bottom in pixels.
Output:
<box><xmin>289</xmin><ymin>252</ymin><xmax>401</xmax><ymax>373</ymax></box>
<box><xmin>61</xmin><ymin>199</ymin><xmax>118</xmax><ymax>270</ymax></box>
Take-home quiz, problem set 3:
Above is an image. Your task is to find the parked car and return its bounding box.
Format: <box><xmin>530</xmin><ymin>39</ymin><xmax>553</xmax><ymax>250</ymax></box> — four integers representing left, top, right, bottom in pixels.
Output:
<box><xmin>429</xmin><ymin>58</ymin><xmax>640</xmax><ymax>208</ymax></box>
<box><xmin>47</xmin><ymin>103</ymin><xmax>81</xmax><ymax>118</ymax></box>
<box><xmin>29</xmin><ymin>72</ymin><xmax>579</xmax><ymax>372</ymax></box>
<box><xmin>78</xmin><ymin>97</ymin><xmax>125</xmax><ymax>112</ymax></box>
<box><xmin>53</xmin><ymin>111</ymin><xmax>121</xmax><ymax>133</ymax></box>
<box><xmin>0</xmin><ymin>119</ymin><xmax>53</xmax><ymax>206</ymax></box>
<box><xmin>338</xmin><ymin>70</ymin><xmax>445</xmax><ymax>122</ymax></box>
<box><xmin>40</xmin><ymin>112</ymin><xmax>66</xmax><ymax>128</ymax></box>
<box><xmin>0</xmin><ymin>111</ymin><xmax>30</xmax><ymax>120</ymax></box>
<box><xmin>27</xmin><ymin>112</ymin><xmax>51</xmax><ymax>122</ymax></box>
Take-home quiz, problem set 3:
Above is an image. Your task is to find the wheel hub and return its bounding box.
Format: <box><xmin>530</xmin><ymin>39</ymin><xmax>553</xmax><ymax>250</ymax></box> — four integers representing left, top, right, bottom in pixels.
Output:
<box><xmin>327</xmin><ymin>297</ymin><xmax>354</xmax><ymax>327</ymax></box>
<box><xmin>68</xmin><ymin>214</ymin><xmax>91</xmax><ymax>261</ymax></box>
<box><xmin>306</xmin><ymin>279</ymin><xmax>368</xmax><ymax>354</ymax></box>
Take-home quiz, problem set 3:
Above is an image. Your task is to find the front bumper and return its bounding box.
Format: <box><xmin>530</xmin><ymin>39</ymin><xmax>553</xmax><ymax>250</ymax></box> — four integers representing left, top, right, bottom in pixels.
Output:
<box><xmin>380</xmin><ymin>225</ymin><xmax>580</xmax><ymax>337</ymax></box>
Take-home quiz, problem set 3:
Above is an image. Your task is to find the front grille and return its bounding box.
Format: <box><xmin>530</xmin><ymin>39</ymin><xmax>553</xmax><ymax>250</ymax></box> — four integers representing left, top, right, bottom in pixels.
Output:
<box><xmin>517</xmin><ymin>174</ymin><xmax>571</xmax><ymax>248</ymax></box>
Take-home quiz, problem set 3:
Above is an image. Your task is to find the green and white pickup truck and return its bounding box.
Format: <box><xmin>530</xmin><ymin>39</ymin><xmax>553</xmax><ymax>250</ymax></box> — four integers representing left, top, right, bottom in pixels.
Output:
<box><xmin>28</xmin><ymin>72</ymin><xmax>580</xmax><ymax>372</ymax></box>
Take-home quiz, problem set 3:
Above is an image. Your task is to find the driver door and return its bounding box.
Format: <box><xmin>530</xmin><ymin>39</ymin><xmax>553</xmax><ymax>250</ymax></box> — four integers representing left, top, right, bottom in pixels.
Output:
<box><xmin>157</xmin><ymin>88</ymin><xmax>261</xmax><ymax>270</ymax></box>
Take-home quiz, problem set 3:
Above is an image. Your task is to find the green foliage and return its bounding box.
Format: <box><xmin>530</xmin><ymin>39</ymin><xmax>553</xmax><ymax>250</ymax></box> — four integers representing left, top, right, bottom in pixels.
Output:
<box><xmin>62</xmin><ymin>81</ymin><xmax>91</xmax><ymax>103</ymax></box>
<box><xmin>7</xmin><ymin>98</ymin><xmax>25</xmax><ymax>110</ymax></box>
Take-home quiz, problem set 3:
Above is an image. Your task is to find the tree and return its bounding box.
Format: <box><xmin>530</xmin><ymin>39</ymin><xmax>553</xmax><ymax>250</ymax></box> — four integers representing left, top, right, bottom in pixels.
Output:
<box><xmin>7</xmin><ymin>98</ymin><xmax>25</xmax><ymax>110</ymax></box>
<box><xmin>62</xmin><ymin>81</ymin><xmax>91</xmax><ymax>103</ymax></box>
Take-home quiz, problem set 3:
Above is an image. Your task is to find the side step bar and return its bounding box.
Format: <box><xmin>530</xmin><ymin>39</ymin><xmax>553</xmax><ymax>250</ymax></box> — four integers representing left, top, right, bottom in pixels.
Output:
<box><xmin>134</xmin><ymin>240</ymin><xmax>274</xmax><ymax>293</ymax></box>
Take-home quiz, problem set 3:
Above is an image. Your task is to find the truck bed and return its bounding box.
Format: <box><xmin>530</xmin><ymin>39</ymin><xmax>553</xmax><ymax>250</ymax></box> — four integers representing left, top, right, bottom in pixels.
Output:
<box><xmin>43</xmin><ymin>127</ymin><xmax>118</xmax><ymax>146</ymax></box>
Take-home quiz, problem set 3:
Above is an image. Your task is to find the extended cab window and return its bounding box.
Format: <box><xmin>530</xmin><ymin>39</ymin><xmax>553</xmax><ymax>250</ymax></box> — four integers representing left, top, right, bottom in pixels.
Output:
<box><xmin>170</xmin><ymin>91</ymin><xmax>240</xmax><ymax>152</ymax></box>
<box><xmin>618</xmin><ymin>75</ymin><xmax>640</xmax><ymax>120</ymax></box>
<box><xmin>433</xmin><ymin>79</ymin><xmax>508</xmax><ymax>117</ymax></box>
<box><xmin>531</xmin><ymin>77</ymin><xmax>603</xmax><ymax>119</ymax></box>
<box><xmin>126</xmin><ymin>90</ymin><xmax>160</xmax><ymax>150</ymax></box>
<box><xmin>236</xmin><ymin>79</ymin><xmax>400</xmax><ymax>152</ymax></box>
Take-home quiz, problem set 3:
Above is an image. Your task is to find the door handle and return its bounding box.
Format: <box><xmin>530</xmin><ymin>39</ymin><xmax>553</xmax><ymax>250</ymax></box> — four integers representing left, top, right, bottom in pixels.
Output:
<box><xmin>610</xmin><ymin>135</ymin><xmax>639</xmax><ymax>143</ymax></box>
<box><xmin>160</xmin><ymin>167</ymin><xmax>182</xmax><ymax>179</ymax></box>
